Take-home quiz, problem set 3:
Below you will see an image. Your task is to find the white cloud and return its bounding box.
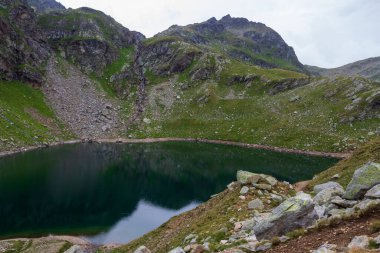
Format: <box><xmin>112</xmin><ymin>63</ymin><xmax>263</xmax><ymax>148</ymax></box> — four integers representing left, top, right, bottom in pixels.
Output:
<box><xmin>58</xmin><ymin>0</ymin><xmax>380</xmax><ymax>68</ymax></box>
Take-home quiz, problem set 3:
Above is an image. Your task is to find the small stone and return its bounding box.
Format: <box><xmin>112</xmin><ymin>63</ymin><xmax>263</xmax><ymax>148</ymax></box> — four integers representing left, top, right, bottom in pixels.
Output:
<box><xmin>227</xmin><ymin>182</ymin><xmax>236</xmax><ymax>190</ymax></box>
<box><xmin>348</xmin><ymin>235</ymin><xmax>369</xmax><ymax>249</ymax></box>
<box><xmin>239</xmin><ymin>196</ymin><xmax>246</xmax><ymax>200</ymax></box>
<box><xmin>331</xmin><ymin>174</ymin><xmax>340</xmax><ymax>180</ymax></box>
<box><xmin>220</xmin><ymin>240</ymin><xmax>228</xmax><ymax>245</ymax></box>
<box><xmin>311</xmin><ymin>243</ymin><xmax>337</xmax><ymax>253</ymax></box>
<box><xmin>270</xmin><ymin>194</ymin><xmax>283</xmax><ymax>202</ymax></box>
<box><xmin>240</xmin><ymin>186</ymin><xmax>249</xmax><ymax>195</ymax></box>
<box><xmin>256</xmin><ymin>242</ymin><xmax>272</xmax><ymax>251</ymax></box>
<box><xmin>143</xmin><ymin>118</ymin><xmax>151</xmax><ymax>124</ymax></box>
<box><xmin>279</xmin><ymin>236</ymin><xmax>289</xmax><ymax>242</ymax></box>
<box><xmin>248</xmin><ymin>199</ymin><xmax>264</xmax><ymax>210</ymax></box>
<box><xmin>234</xmin><ymin>222</ymin><xmax>243</xmax><ymax>231</ymax></box>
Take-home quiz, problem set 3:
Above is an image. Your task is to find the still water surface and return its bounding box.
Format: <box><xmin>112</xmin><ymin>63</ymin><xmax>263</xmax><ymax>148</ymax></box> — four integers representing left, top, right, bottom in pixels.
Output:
<box><xmin>0</xmin><ymin>142</ymin><xmax>338</xmax><ymax>244</ymax></box>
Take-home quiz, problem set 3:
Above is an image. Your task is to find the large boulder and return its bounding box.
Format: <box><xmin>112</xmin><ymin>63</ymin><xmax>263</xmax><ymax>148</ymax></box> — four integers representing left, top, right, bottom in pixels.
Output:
<box><xmin>253</xmin><ymin>192</ymin><xmax>317</xmax><ymax>240</ymax></box>
<box><xmin>313</xmin><ymin>187</ymin><xmax>345</xmax><ymax>205</ymax></box>
<box><xmin>236</xmin><ymin>171</ymin><xmax>260</xmax><ymax>184</ymax></box>
<box><xmin>343</xmin><ymin>162</ymin><xmax>380</xmax><ymax>200</ymax></box>
<box><xmin>314</xmin><ymin>182</ymin><xmax>343</xmax><ymax>194</ymax></box>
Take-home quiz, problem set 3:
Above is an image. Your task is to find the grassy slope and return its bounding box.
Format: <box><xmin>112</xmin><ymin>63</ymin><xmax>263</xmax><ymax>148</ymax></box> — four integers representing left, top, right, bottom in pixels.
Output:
<box><xmin>0</xmin><ymin>81</ymin><xmax>73</xmax><ymax>151</ymax></box>
<box><xmin>130</xmin><ymin>70</ymin><xmax>379</xmax><ymax>152</ymax></box>
<box><xmin>309</xmin><ymin>137</ymin><xmax>380</xmax><ymax>188</ymax></box>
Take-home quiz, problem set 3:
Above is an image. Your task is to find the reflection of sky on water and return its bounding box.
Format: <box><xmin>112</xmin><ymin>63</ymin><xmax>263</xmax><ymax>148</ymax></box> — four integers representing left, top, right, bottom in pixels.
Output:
<box><xmin>84</xmin><ymin>201</ymin><xmax>199</xmax><ymax>244</ymax></box>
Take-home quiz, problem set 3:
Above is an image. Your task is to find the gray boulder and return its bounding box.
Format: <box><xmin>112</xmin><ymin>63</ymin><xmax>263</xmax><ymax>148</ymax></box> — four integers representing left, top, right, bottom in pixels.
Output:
<box><xmin>348</xmin><ymin>235</ymin><xmax>369</xmax><ymax>249</ymax></box>
<box><xmin>236</xmin><ymin>171</ymin><xmax>260</xmax><ymax>184</ymax></box>
<box><xmin>330</xmin><ymin>196</ymin><xmax>358</xmax><ymax>208</ymax></box>
<box><xmin>253</xmin><ymin>192</ymin><xmax>317</xmax><ymax>240</ymax></box>
<box><xmin>314</xmin><ymin>182</ymin><xmax>343</xmax><ymax>194</ymax></box>
<box><xmin>240</xmin><ymin>186</ymin><xmax>249</xmax><ymax>195</ymax></box>
<box><xmin>134</xmin><ymin>246</ymin><xmax>151</xmax><ymax>253</ymax></box>
<box><xmin>248</xmin><ymin>199</ymin><xmax>264</xmax><ymax>210</ymax></box>
<box><xmin>168</xmin><ymin>247</ymin><xmax>185</xmax><ymax>253</ymax></box>
<box><xmin>313</xmin><ymin>187</ymin><xmax>345</xmax><ymax>205</ymax></box>
<box><xmin>365</xmin><ymin>184</ymin><xmax>380</xmax><ymax>199</ymax></box>
<box><xmin>343</xmin><ymin>162</ymin><xmax>380</xmax><ymax>200</ymax></box>
<box><xmin>311</xmin><ymin>243</ymin><xmax>337</xmax><ymax>253</ymax></box>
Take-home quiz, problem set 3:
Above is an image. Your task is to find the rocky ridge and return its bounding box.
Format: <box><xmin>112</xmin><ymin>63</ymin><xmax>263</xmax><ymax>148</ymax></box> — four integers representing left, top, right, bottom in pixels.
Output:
<box><xmin>0</xmin><ymin>0</ymin><xmax>51</xmax><ymax>84</ymax></box>
<box><xmin>131</xmin><ymin>162</ymin><xmax>380</xmax><ymax>253</ymax></box>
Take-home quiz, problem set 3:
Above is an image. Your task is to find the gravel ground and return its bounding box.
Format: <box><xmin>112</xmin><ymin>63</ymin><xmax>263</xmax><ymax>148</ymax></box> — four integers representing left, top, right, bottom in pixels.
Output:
<box><xmin>43</xmin><ymin>57</ymin><xmax>123</xmax><ymax>139</ymax></box>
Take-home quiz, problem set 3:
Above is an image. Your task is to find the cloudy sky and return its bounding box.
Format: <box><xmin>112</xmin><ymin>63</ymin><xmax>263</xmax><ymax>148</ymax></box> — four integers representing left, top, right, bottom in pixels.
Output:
<box><xmin>58</xmin><ymin>0</ymin><xmax>380</xmax><ymax>68</ymax></box>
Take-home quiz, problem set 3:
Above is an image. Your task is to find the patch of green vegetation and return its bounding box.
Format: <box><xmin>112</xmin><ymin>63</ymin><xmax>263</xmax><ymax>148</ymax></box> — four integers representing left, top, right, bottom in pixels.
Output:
<box><xmin>0</xmin><ymin>81</ymin><xmax>73</xmax><ymax>151</ymax></box>
<box><xmin>58</xmin><ymin>242</ymin><xmax>73</xmax><ymax>253</ymax></box>
<box><xmin>94</xmin><ymin>47</ymin><xmax>135</xmax><ymax>97</ymax></box>
<box><xmin>133</xmin><ymin>76</ymin><xmax>379</xmax><ymax>153</ymax></box>
<box><xmin>309</xmin><ymin>137</ymin><xmax>380</xmax><ymax>188</ymax></box>
<box><xmin>370</xmin><ymin>219</ymin><xmax>380</xmax><ymax>233</ymax></box>
<box><xmin>285</xmin><ymin>228</ymin><xmax>306</xmax><ymax>239</ymax></box>
<box><xmin>0</xmin><ymin>6</ymin><xmax>8</xmax><ymax>16</ymax></box>
<box><xmin>145</xmin><ymin>69</ymin><xmax>169</xmax><ymax>85</ymax></box>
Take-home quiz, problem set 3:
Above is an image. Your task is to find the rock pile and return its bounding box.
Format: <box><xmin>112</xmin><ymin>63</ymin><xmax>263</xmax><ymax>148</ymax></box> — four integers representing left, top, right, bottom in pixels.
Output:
<box><xmin>134</xmin><ymin>162</ymin><xmax>380</xmax><ymax>253</ymax></box>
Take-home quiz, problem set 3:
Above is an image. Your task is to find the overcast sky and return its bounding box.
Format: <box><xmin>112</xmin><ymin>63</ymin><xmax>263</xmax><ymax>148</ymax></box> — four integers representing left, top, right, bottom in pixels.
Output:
<box><xmin>58</xmin><ymin>0</ymin><xmax>380</xmax><ymax>68</ymax></box>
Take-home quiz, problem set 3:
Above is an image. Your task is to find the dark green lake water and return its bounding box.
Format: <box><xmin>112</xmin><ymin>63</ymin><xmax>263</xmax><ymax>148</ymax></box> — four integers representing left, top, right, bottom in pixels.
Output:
<box><xmin>0</xmin><ymin>142</ymin><xmax>338</xmax><ymax>244</ymax></box>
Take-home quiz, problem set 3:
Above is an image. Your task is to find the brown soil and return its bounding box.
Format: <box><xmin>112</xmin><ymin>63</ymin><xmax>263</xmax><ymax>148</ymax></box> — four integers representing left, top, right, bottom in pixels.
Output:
<box><xmin>266</xmin><ymin>207</ymin><xmax>380</xmax><ymax>253</ymax></box>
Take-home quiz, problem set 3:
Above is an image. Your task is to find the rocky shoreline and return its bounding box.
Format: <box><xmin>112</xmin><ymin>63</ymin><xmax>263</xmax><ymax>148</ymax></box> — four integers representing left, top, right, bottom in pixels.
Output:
<box><xmin>133</xmin><ymin>162</ymin><xmax>380</xmax><ymax>253</ymax></box>
<box><xmin>0</xmin><ymin>138</ymin><xmax>350</xmax><ymax>159</ymax></box>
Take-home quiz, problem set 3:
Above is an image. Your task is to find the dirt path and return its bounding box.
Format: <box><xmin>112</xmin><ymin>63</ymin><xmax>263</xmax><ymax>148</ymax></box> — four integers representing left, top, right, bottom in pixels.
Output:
<box><xmin>43</xmin><ymin>57</ymin><xmax>122</xmax><ymax>139</ymax></box>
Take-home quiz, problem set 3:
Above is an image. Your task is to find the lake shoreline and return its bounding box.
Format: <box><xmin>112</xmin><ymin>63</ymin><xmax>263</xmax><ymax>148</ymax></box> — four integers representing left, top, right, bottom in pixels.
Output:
<box><xmin>0</xmin><ymin>137</ymin><xmax>351</xmax><ymax>159</ymax></box>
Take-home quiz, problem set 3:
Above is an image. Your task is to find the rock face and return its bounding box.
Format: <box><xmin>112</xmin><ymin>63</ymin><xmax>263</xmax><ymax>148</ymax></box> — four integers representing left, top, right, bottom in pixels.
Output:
<box><xmin>343</xmin><ymin>162</ymin><xmax>380</xmax><ymax>200</ymax></box>
<box><xmin>0</xmin><ymin>0</ymin><xmax>51</xmax><ymax>84</ymax></box>
<box><xmin>26</xmin><ymin>0</ymin><xmax>65</xmax><ymax>13</ymax></box>
<box><xmin>253</xmin><ymin>192</ymin><xmax>317</xmax><ymax>240</ymax></box>
<box><xmin>37</xmin><ymin>7</ymin><xmax>143</xmax><ymax>75</ymax></box>
<box><xmin>156</xmin><ymin>15</ymin><xmax>304</xmax><ymax>71</ymax></box>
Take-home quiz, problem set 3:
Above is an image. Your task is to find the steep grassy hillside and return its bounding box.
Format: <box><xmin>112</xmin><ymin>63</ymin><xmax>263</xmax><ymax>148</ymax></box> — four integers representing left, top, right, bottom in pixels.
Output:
<box><xmin>129</xmin><ymin>73</ymin><xmax>379</xmax><ymax>152</ymax></box>
<box><xmin>0</xmin><ymin>81</ymin><xmax>73</xmax><ymax>152</ymax></box>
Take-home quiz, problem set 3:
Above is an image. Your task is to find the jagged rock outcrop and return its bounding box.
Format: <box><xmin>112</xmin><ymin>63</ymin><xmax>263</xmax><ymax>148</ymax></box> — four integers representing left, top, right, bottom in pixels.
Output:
<box><xmin>26</xmin><ymin>0</ymin><xmax>65</xmax><ymax>13</ymax></box>
<box><xmin>0</xmin><ymin>0</ymin><xmax>51</xmax><ymax>84</ymax></box>
<box><xmin>37</xmin><ymin>7</ymin><xmax>144</xmax><ymax>75</ymax></box>
<box><xmin>156</xmin><ymin>15</ymin><xmax>304</xmax><ymax>72</ymax></box>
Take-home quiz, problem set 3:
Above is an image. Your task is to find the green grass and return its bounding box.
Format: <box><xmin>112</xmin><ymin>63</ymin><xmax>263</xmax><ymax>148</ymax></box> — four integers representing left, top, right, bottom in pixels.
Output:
<box><xmin>131</xmin><ymin>76</ymin><xmax>379</xmax><ymax>153</ymax></box>
<box><xmin>95</xmin><ymin>47</ymin><xmax>135</xmax><ymax>97</ymax></box>
<box><xmin>0</xmin><ymin>81</ymin><xmax>73</xmax><ymax>151</ymax></box>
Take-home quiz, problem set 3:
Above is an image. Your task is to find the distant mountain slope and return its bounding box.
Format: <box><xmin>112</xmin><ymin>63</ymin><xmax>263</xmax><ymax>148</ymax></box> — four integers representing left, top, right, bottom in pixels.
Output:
<box><xmin>26</xmin><ymin>0</ymin><xmax>65</xmax><ymax>13</ymax></box>
<box><xmin>37</xmin><ymin>7</ymin><xmax>144</xmax><ymax>75</ymax></box>
<box><xmin>0</xmin><ymin>0</ymin><xmax>51</xmax><ymax>84</ymax></box>
<box><xmin>155</xmin><ymin>15</ymin><xmax>304</xmax><ymax>72</ymax></box>
<box><xmin>305</xmin><ymin>57</ymin><xmax>380</xmax><ymax>82</ymax></box>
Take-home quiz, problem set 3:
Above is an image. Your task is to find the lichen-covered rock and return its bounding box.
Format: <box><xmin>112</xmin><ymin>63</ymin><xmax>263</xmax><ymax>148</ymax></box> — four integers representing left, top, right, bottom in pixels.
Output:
<box><xmin>240</xmin><ymin>186</ymin><xmax>249</xmax><ymax>195</ymax></box>
<box><xmin>365</xmin><ymin>184</ymin><xmax>380</xmax><ymax>199</ymax></box>
<box><xmin>329</xmin><ymin>196</ymin><xmax>358</xmax><ymax>208</ymax></box>
<box><xmin>348</xmin><ymin>235</ymin><xmax>369</xmax><ymax>249</ymax></box>
<box><xmin>343</xmin><ymin>162</ymin><xmax>380</xmax><ymax>200</ymax></box>
<box><xmin>313</xmin><ymin>187</ymin><xmax>344</xmax><ymax>205</ymax></box>
<box><xmin>236</xmin><ymin>171</ymin><xmax>260</xmax><ymax>184</ymax></box>
<box><xmin>314</xmin><ymin>182</ymin><xmax>343</xmax><ymax>194</ymax></box>
<box><xmin>253</xmin><ymin>192</ymin><xmax>317</xmax><ymax>240</ymax></box>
